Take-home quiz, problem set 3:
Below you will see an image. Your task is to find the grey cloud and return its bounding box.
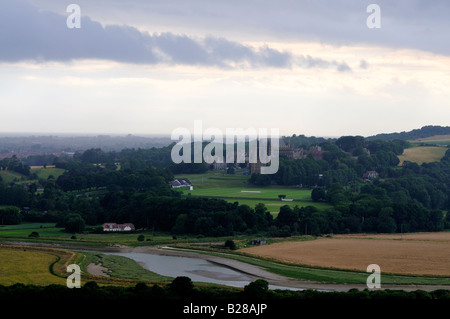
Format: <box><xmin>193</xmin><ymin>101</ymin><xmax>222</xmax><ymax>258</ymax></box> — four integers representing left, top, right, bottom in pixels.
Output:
<box><xmin>44</xmin><ymin>0</ymin><xmax>450</xmax><ymax>57</ymax></box>
<box><xmin>0</xmin><ymin>0</ymin><xmax>349</xmax><ymax>72</ymax></box>
<box><xmin>299</xmin><ymin>56</ymin><xmax>353</xmax><ymax>72</ymax></box>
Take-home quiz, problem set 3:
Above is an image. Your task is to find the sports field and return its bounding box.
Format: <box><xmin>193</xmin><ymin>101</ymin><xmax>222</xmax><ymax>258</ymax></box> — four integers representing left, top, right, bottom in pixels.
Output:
<box><xmin>175</xmin><ymin>171</ymin><xmax>332</xmax><ymax>212</ymax></box>
<box><xmin>242</xmin><ymin>232</ymin><xmax>450</xmax><ymax>276</ymax></box>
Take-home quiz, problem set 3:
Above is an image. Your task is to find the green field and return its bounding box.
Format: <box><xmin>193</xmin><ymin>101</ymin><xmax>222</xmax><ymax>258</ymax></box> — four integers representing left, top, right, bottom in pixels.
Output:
<box><xmin>175</xmin><ymin>171</ymin><xmax>332</xmax><ymax>212</ymax></box>
<box><xmin>31</xmin><ymin>166</ymin><xmax>65</xmax><ymax>180</ymax></box>
<box><xmin>0</xmin><ymin>166</ymin><xmax>65</xmax><ymax>185</ymax></box>
<box><xmin>0</xmin><ymin>223</ymin><xmax>246</xmax><ymax>247</ymax></box>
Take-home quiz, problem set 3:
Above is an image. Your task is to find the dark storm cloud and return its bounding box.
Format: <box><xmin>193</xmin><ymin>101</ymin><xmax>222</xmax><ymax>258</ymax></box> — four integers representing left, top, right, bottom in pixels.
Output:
<box><xmin>0</xmin><ymin>0</ymin><xmax>348</xmax><ymax>71</ymax></box>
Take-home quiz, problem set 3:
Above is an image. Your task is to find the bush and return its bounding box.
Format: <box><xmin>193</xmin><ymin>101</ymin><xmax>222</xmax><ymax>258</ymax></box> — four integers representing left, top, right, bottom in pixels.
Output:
<box><xmin>243</xmin><ymin>279</ymin><xmax>269</xmax><ymax>298</ymax></box>
<box><xmin>28</xmin><ymin>231</ymin><xmax>39</xmax><ymax>238</ymax></box>
<box><xmin>169</xmin><ymin>276</ymin><xmax>194</xmax><ymax>296</ymax></box>
<box><xmin>137</xmin><ymin>234</ymin><xmax>145</xmax><ymax>242</ymax></box>
<box><xmin>224</xmin><ymin>239</ymin><xmax>236</xmax><ymax>250</ymax></box>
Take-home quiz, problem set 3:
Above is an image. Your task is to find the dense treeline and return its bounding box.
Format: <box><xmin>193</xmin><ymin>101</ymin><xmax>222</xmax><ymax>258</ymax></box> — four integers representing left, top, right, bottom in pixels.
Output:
<box><xmin>1</xmin><ymin>137</ymin><xmax>449</xmax><ymax>236</ymax></box>
<box><xmin>0</xmin><ymin>155</ymin><xmax>31</xmax><ymax>176</ymax></box>
<box><xmin>0</xmin><ymin>279</ymin><xmax>448</xmax><ymax>301</ymax></box>
<box><xmin>272</xmin><ymin>137</ymin><xmax>408</xmax><ymax>188</ymax></box>
<box><xmin>367</xmin><ymin>125</ymin><xmax>450</xmax><ymax>141</ymax></box>
<box><xmin>0</xmin><ymin>151</ymin><xmax>274</xmax><ymax>235</ymax></box>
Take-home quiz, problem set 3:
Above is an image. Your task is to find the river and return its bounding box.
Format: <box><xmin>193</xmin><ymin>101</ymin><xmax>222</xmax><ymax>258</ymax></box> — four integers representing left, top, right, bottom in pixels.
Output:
<box><xmin>104</xmin><ymin>251</ymin><xmax>303</xmax><ymax>290</ymax></box>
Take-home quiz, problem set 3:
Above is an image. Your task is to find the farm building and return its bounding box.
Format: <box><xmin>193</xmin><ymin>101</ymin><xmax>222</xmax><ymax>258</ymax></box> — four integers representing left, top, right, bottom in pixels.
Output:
<box><xmin>250</xmin><ymin>239</ymin><xmax>267</xmax><ymax>246</ymax></box>
<box><xmin>103</xmin><ymin>223</ymin><xmax>135</xmax><ymax>232</ymax></box>
<box><xmin>170</xmin><ymin>178</ymin><xmax>192</xmax><ymax>188</ymax></box>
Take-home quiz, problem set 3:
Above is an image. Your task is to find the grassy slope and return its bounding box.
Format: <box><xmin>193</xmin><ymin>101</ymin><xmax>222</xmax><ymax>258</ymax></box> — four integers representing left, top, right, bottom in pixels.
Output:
<box><xmin>398</xmin><ymin>146</ymin><xmax>448</xmax><ymax>165</ymax></box>
<box><xmin>0</xmin><ymin>170</ymin><xmax>25</xmax><ymax>184</ymax></box>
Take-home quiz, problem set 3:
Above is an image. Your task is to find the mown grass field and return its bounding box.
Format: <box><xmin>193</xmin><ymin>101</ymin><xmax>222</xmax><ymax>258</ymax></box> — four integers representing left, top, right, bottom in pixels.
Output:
<box><xmin>175</xmin><ymin>171</ymin><xmax>332</xmax><ymax>212</ymax></box>
<box><xmin>30</xmin><ymin>166</ymin><xmax>65</xmax><ymax>180</ymax></box>
<box><xmin>398</xmin><ymin>146</ymin><xmax>448</xmax><ymax>165</ymax></box>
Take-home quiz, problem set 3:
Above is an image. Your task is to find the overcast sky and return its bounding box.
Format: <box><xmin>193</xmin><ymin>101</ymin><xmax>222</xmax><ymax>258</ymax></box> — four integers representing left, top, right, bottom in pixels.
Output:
<box><xmin>1</xmin><ymin>0</ymin><xmax>449</xmax><ymax>137</ymax></box>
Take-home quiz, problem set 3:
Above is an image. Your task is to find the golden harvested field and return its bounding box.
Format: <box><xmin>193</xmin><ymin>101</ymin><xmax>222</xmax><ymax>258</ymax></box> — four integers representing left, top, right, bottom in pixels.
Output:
<box><xmin>241</xmin><ymin>232</ymin><xmax>450</xmax><ymax>276</ymax></box>
<box><xmin>397</xmin><ymin>146</ymin><xmax>448</xmax><ymax>165</ymax></box>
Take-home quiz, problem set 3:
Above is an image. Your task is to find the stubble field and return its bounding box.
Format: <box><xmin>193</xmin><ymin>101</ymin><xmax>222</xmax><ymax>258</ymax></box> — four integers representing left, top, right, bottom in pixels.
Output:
<box><xmin>241</xmin><ymin>232</ymin><xmax>450</xmax><ymax>276</ymax></box>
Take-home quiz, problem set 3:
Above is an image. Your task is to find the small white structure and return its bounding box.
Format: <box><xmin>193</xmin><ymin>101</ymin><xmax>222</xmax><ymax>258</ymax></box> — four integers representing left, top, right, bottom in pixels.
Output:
<box><xmin>103</xmin><ymin>223</ymin><xmax>135</xmax><ymax>232</ymax></box>
<box><xmin>170</xmin><ymin>178</ymin><xmax>192</xmax><ymax>188</ymax></box>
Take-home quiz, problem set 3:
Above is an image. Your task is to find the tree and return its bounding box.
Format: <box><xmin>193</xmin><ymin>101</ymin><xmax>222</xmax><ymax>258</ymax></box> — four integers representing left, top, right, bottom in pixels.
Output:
<box><xmin>278</xmin><ymin>194</ymin><xmax>286</xmax><ymax>201</ymax></box>
<box><xmin>171</xmin><ymin>214</ymin><xmax>188</xmax><ymax>234</ymax></box>
<box><xmin>311</xmin><ymin>188</ymin><xmax>326</xmax><ymax>202</ymax></box>
<box><xmin>276</xmin><ymin>205</ymin><xmax>298</xmax><ymax>227</ymax></box>
<box><xmin>63</xmin><ymin>213</ymin><xmax>85</xmax><ymax>233</ymax></box>
<box><xmin>0</xmin><ymin>206</ymin><xmax>21</xmax><ymax>225</ymax></box>
<box><xmin>377</xmin><ymin>207</ymin><xmax>397</xmax><ymax>233</ymax></box>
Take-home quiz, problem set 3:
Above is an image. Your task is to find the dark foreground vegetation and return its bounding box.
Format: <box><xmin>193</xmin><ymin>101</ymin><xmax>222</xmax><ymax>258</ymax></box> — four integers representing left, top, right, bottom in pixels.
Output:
<box><xmin>1</xmin><ymin>278</ymin><xmax>449</xmax><ymax>301</ymax></box>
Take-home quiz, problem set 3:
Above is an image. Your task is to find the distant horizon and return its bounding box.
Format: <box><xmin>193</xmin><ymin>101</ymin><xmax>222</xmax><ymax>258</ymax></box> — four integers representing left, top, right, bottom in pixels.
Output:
<box><xmin>0</xmin><ymin>124</ymin><xmax>449</xmax><ymax>140</ymax></box>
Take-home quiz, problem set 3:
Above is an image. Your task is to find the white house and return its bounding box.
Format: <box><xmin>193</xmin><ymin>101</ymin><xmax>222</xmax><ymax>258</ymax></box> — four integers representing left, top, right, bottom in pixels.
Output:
<box><xmin>103</xmin><ymin>223</ymin><xmax>135</xmax><ymax>232</ymax></box>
